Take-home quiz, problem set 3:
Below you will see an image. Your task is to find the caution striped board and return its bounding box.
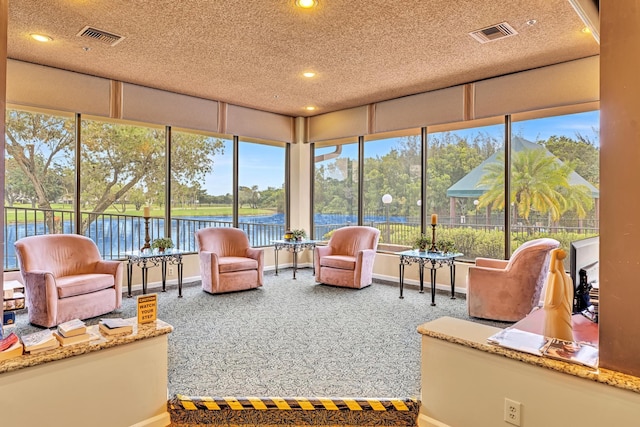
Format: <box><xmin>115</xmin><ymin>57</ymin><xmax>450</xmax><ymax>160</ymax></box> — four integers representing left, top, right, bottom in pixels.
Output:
<box><xmin>176</xmin><ymin>395</ymin><xmax>417</xmax><ymax>412</ymax></box>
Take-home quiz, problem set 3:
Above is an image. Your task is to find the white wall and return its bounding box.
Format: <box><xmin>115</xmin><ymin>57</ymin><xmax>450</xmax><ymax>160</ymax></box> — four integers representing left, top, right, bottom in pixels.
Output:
<box><xmin>418</xmin><ymin>317</ymin><xmax>640</xmax><ymax>427</ymax></box>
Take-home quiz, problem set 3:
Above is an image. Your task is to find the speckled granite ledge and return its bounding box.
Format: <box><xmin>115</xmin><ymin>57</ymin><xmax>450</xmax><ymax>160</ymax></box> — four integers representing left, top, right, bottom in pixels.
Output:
<box><xmin>0</xmin><ymin>318</ymin><xmax>172</xmax><ymax>374</ymax></box>
<box><xmin>417</xmin><ymin>316</ymin><xmax>640</xmax><ymax>395</ymax></box>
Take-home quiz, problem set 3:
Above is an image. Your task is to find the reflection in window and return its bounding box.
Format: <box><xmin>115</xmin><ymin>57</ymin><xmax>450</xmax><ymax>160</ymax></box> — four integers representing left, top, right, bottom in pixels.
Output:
<box><xmin>428</xmin><ymin>124</ymin><xmax>505</xmax><ymax>260</ymax></box>
<box><xmin>238</xmin><ymin>140</ymin><xmax>286</xmax><ymax>246</ymax></box>
<box><xmin>313</xmin><ymin>141</ymin><xmax>359</xmax><ymax>239</ymax></box>
<box><xmin>363</xmin><ymin>133</ymin><xmax>421</xmax><ymax>245</ymax></box>
<box><xmin>510</xmin><ymin>110</ymin><xmax>600</xmax><ymax>256</ymax></box>
<box><xmin>170</xmin><ymin>130</ymin><xmax>231</xmax><ymax>250</ymax></box>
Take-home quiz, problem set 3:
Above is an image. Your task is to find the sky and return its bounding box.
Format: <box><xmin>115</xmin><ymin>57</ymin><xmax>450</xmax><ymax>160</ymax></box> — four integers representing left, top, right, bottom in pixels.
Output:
<box><xmin>203</xmin><ymin>110</ymin><xmax>600</xmax><ymax>196</ymax></box>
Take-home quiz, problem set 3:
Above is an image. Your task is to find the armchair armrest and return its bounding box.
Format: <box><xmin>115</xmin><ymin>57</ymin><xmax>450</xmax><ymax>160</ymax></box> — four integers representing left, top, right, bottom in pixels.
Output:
<box><xmin>246</xmin><ymin>247</ymin><xmax>265</xmax><ymax>285</ymax></box>
<box><xmin>21</xmin><ymin>270</ymin><xmax>58</xmax><ymax>327</ymax></box>
<box><xmin>199</xmin><ymin>250</ymin><xmax>220</xmax><ymax>292</ymax></box>
<box><xmin>353</xmin><ymin>249</ymin><xmax>377</xmax><ymax>288</ymax></box>
<box><xmin>94</xmin><ymin>260</ymin><xmax>123</xmax><ymax>306</ymax></box>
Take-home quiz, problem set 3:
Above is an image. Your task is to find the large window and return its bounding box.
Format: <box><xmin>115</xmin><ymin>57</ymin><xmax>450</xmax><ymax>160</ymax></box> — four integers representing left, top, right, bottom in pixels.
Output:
<box><xmin>80</xmin><ymin>118</ymin><xmax>165</xmax><ymax>255</ymax></box>
<box><xmin>4</xmin><ymin>108</ymin><xmax>76</xmax><ymax>268</ymax></box>
<box><xmin>363</xmin><ymin>131</ymin><xmax>421</xmax><ymax>245</ymax></box>
<box><xmin>313</xmin><ymin>140</ymin><xmax>359</xmax><ymax>239</ymax></box>
<box><xmin>510</xmin><ymin>110</ymin><xmax>600</xmax><ymax>256</ymax></box>
<box><xmin>427</xmin><ymin>121</ymin><xmax>505</xmax><ymax>260</ymax></box>
<box><xmin>238</xmin><ymin>139</ymin><xmax>286</xmax><ymax>246</ymax></box>
<box><xmin>170</xmin><ymin>130</ymin><xmax>232</xmax><ymax>250</ymax></box>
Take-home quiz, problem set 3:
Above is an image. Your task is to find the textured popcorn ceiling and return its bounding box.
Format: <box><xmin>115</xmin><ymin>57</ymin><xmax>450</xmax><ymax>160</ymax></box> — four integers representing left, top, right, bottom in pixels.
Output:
<box><xmin>7</xmin><ymin>0</ymin><xmax>599</xmax><ymax>117</ymax></box>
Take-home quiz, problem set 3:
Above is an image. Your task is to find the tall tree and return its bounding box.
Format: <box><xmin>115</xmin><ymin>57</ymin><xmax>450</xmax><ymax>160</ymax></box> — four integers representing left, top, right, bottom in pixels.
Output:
<box><xmin>477</xmin><ymin>148</ymin><xmax>593</xmax><ymax>224</ymax></box>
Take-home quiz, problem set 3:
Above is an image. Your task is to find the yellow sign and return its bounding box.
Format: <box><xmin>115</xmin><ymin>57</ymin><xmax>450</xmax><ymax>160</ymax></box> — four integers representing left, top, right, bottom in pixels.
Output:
<box><xmin>137</xmin><ymin>294</ymin><xmax>157</xmax><ymax>324</ymax></box>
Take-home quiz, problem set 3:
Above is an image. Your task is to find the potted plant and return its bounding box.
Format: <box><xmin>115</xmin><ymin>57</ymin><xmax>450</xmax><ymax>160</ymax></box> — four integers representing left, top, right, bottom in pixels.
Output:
<box><xmin>412</xmin><ymin>233</ymin><xmax>431</xmax><ymax>252</ymax></box>
<box><xmin>151</xmin><ymin>237</ymin><xmax>174</xmax><ymax>253</ymax></box>
<box><xmin>437</xmin><ymin>238</ymin><xmax>456</xmax><ymax>254</ymax></box>
<box><xmin>291</xmin><ymin>229</ymin><xmax>307</xmax><ymax>241</ymax></box>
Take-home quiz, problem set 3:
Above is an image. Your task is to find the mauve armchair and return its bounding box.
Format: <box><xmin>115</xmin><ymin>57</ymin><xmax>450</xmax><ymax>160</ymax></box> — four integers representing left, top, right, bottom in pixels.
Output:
<box><xmin>195</xmin><ymin>227</ymin><xmax>264</xmax><ymax>294</ymax></box>
<box><xmin>467</xmin><ymin>237</ymin><xmax>560</xmax><ymax>322</ymax></box>
<box><xmin>14</xmin><ymin>234</ymin><xmax>123</xmax><ymax>328</ymax></box>
<box><xmin>315</xmin><ymin>226</ymin><xmax>380</xmax><ymax>289</ymax></box>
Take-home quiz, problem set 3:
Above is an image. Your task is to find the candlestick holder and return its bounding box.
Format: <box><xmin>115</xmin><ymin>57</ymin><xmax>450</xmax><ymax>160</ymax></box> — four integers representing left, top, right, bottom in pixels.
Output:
<box><xmin>140</xmin><ymin>215</ymin><xmax>151</xmax><ymax>252</ymax></box>
<box><xmin>428</xmin><ymin>223</ymin><xmax>438</xmax><ymax>252</ymax></box>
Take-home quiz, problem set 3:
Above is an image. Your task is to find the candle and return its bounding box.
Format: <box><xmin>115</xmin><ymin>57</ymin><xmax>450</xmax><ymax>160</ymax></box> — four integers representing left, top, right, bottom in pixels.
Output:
<box><xmin>143</xmin><ymin>206</ymin><xmax>150</xmax><ymax>218</ymax></box>
<box><xmin>431</xmin><ymin>214</ymin><xmax>438</xmax><ymax>225</ymax></box>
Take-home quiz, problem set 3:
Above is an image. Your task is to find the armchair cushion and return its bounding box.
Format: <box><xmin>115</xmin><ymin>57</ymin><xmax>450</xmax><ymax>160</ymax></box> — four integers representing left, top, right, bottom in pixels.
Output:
<box><xmin>320</xmin><ymin>255</ymin><xmax>356</xmax><ymax>270</ymax></box>
<box><xmin>56</xmin><ymin>273</ymin><xmax>117</xmax><ymax>298</ymax></box>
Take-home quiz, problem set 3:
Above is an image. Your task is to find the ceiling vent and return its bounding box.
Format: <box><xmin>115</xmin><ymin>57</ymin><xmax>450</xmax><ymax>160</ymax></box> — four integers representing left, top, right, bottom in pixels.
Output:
<box><xmin>76</xmin><ymin>26</ymin><xmax>125</xmax><ymax>46</ymax></box>
<box><xmin>469</xmin><ymin>22</ymin><xmax>518</xmax><ymax>44</ymax></box>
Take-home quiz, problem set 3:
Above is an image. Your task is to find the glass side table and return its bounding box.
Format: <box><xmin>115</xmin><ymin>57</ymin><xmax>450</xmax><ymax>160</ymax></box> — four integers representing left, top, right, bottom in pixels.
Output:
<box><xmin>122</xmin><ymin>248</ymin><xmax>189</xmax><ymax>297</ymax></box>
<box><xmin>396</xmin><ymin>249</ymin><xmax>464</xmax><ymax>305</ymax></box>
<box><xmin>272</xmin><ymin>239</ymin><xmax>319</xmax><ymax>279</ymax></box>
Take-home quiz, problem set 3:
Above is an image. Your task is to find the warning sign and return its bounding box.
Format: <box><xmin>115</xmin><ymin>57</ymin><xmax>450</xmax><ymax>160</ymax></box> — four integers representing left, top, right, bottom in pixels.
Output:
<box><xmin>137</xmin><ymin>294</ymin><xmax>157</xmax><ymax>324</ymax></box>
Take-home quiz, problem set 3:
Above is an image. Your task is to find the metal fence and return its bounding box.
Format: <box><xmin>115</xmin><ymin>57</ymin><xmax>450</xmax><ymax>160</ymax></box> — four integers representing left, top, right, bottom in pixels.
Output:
<box><xmin>3</xmin><ymin>207</ymin><xmax>286</xmax><ymax>270</ymax></box>
<box><xmin>4</xmin><ymin>207</ymin><xmax>598</xmax><ymax>270</ymax></box>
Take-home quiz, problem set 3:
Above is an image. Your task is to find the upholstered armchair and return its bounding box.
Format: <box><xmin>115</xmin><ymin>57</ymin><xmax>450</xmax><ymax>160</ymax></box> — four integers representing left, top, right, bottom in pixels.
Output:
<box><xmin>195</xmin><ymin>227</ymin><xmax>264</xmax><ymax>294</ymax></box>
<box><xmin>14</xmin><ymin>234</ymin><xmax>123</xmax><ymax>328</ymax></box>
<box><xmin>315</xmin><ymin>226</ymin><xmax>380</xmax><ymax>289</ymax></box>
<box><xmin>467</xmin><ymin>238</ymin><xmax>560</xmax><ymax>322</ymax></box>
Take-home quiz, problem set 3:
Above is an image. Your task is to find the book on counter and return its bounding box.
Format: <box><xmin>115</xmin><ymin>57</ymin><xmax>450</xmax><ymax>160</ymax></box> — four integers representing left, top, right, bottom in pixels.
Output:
<box><xmin>487</xmin><ymin>327</ymin><xmax>548</xmax><ymax>356</ymax></box>
<box><xmin>541</xmin><ymin>338</ymin><xmax>599</xmax><ymax>368</ymax></box>
<box><xmin>488</xmin><ymin>328</ymin><xmax>599</xmax><ymax>368</ymax></box>
<box><xmin>0</xmin><ymin>340</ymin><xmax>23</xmax><ymax>361</ymax></box>
<box><xmin>22</xmin><ymin>329</ymin><xmax>60</xmax><ymax>353</ymax></box>
<box><xmin>57</xmin><ymin>318</ymin><xmax>87</xmax><ymax>338</ymax></box>
<box><xmin>99</xmin><ymin>318</ymin><xmax>134</xmax><ymax>336</ymax></box>
<box><xmin>0</xmin><ymin>331</ymin><xmax>19</xmax><ymax>352</ymax></box>
<box><xmin>53</xmin><ymin>330</ymin><xmax>93</xmax><ymax>347</ymax></box>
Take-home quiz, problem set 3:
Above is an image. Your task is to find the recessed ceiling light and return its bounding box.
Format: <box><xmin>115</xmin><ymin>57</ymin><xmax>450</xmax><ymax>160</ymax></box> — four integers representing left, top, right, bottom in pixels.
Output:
<box><xmin>582</xmin><ymin>26</ymin><xmax>592</xmax><ymax>34</ymax></box>
<box><xmin>305</xmin><ymin>106</ymin><xmax>316</xmax><ymax>111</ymax></box>
<box><xmin>526</xmin><ymin>19</ymin><xmax>537</xmax><ymax>26</ymax></box>
<box><xmin>296</xmin><ymin>0</ymin><xmax>317</xmax><ymax>9</ymax></box>
<box><xmin>30</xmin><ymin>33</ymin><xmax>53</xmax><ymax>42</ymax></box>
<box><xmin>303</xmin><ymin>72</ymin><xmax>316</xmax><ymax>78</ymax></box>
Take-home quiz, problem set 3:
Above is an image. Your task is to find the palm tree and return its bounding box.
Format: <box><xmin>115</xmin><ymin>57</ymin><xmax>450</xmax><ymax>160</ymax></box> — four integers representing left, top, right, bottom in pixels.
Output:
<box><xmin>477</xmin><ymin>148</ymin><xmax>592</xmax><ymax>225</ymax></box>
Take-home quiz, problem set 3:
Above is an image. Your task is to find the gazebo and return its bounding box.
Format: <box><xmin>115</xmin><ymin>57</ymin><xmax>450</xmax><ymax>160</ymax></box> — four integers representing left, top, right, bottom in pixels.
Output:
<box><xmin>446</xmin><ymin>136</ymin><xmax>599</xmax><ymax>223</ymax></box>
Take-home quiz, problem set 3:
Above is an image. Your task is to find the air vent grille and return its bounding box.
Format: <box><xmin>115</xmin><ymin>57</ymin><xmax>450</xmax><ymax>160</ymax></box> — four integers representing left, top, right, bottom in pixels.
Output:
<box><xmin>76</xmin><ymin>26</ymin><xmax>125</xmax><ymax>46</ymax></box>
<box><xmin>469</xmin><ymin>22</ymin><xmax>518</xmax><ymax>44</ymax></box>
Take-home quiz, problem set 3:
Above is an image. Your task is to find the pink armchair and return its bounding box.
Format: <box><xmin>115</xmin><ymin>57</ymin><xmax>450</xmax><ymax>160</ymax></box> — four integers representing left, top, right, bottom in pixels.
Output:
<box><xmin>467</xmin><ymin>238</ymin><xmax>560</xmax><ymax>322</ymax></box>
<box><xmin>14</xmin><ymin>234</ymin><xmax>123</xmax><ymax>328</ymax></box>
<box><xmin>315</xmin><ymin>226</ymin><xmax>380</xmax><ymax>289</ymax></box>
<box><xmin>195</xmin><ymin>227</ymin><xmax>264</xmax><ymax>294</ymax></box>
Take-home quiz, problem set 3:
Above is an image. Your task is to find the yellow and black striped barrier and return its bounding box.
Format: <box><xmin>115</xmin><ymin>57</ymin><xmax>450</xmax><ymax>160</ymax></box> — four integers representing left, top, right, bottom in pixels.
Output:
<box><xmin>175</xmin><ymin>395</ymin><xmax>417</xmax><ymax>412</ymax></box>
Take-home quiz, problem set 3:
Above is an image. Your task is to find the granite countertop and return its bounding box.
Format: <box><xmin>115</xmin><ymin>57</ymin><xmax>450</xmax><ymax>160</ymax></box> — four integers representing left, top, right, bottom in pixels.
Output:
<box><xmin>0</xmin><ymin>318</ymin><xmax>173</xmax><ymax>374</ymax></box>
<box><xmin>417</xmin><ymin>316</ymin><xmax>640</xmax><ymax>395</ymax></box>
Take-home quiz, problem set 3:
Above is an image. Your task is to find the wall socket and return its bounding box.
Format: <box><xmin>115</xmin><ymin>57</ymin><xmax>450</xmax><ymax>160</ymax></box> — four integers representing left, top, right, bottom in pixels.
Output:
<box><xmin>504</xmin><ymin>398</ymin><xmax>521</xmax><ymax>426</ymax></box>
<box><xmin>168</xmin><ymin>267</ymin><xmax>174</xmax><ymax>275</ymax></box>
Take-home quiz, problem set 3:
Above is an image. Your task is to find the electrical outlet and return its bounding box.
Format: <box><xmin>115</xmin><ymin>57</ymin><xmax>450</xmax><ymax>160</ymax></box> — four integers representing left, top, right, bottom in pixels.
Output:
<box><xmin>169</xmin><ymin>267</ymin><xmax>174</xmax><ymax>275</ymax></box>
<box><xmin>504</xmin><ymin>398</ymin><xmax>521</xmax><ymax>426</ymax></box>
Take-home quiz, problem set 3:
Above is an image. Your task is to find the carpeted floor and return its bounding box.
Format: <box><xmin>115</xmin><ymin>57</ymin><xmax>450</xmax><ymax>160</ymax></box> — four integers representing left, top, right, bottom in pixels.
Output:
<box><xmin>11</xmin><ymin>268</ymin><xmax>509</xmax><ymax>401</ymax></box>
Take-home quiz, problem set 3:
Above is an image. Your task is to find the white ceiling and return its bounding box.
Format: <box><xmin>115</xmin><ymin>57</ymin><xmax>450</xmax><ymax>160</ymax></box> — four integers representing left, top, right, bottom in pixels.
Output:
<box><xmin>7</xmin><ymin>0</ymin><xmax>599</xmax><ymax>118</ymax></box>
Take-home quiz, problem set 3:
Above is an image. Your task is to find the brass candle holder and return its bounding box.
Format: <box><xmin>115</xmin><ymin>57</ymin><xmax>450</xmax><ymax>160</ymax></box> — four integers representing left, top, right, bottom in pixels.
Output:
<box><xmin>140</xmin><ymin>214</ymin><xmax>151</xmax><ymax>252</ymax></box>
<box><xmin>428</xmin><ymin>223</ymin><xmax>438</xmax><ymax>252</ymax></box>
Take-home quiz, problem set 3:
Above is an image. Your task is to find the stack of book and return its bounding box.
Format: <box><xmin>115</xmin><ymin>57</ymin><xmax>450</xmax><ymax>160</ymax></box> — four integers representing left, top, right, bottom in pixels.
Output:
<box><xmin>22</xmin><ymin>329</ymin><xmax>60</xmax><ymax>354</ymax></box>
<box><xmin>53</xmin><ymin>319</ymin><xmax>94</xmax><ymax>347</ymax></box>
<box><xmin>0</xmin><ymin>332</ymin><xmax>23</xmax><ymax>361</ymax></box>
<box><xmin>99</xmin><ymin>318</ymin><xmax>134</xmax><ymax>336</ymax></box>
